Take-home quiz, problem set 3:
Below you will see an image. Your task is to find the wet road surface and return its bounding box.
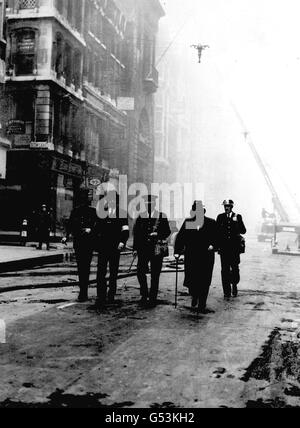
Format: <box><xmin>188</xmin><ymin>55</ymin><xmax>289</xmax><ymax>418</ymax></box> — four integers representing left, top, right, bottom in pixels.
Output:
<box><xmin>0</xmin><ymin>238</ymin><xmax>300</xmax><ymax>408</ymax></box>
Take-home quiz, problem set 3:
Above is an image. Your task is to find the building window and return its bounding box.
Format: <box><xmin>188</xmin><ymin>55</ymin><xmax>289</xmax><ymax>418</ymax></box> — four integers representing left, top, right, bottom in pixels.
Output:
<box><xmin>54</xmin><ymin>33</ymin><xmax>64</xmax><ymax>77</ymax></box>
<box><xmin>67</xmin><ymin>0</ymin><xmax>73</xmax><ymax>23</ymax></box>
<box><xmin>64</xmin><ymin>43</ymin><xmax>72</xmax><ymax>86</ymax></box>
<box><xmin>12</xmin><ymin>28</ymin><xmax>37</xmax><ymax>76</ymax></box>
<box><xmin>56</xmin><ymin>0</ymin><xmax>63</xmax><ymax>15</ymax></box>
<box><xmin>74</xmin><ymin>0</ymin><xmax>82</xmax><ymax>33</ymax></box>
<box><xmin>73</xmin><ymin>50</ymin><xmax>82</xmax><ymax>90</ymax></box>
<box><xmin>15</xmin><ymin>91</ymin><xmax>35</xmax><ymax>139</ymax></box>
<box><xmin>18</xmin><ymin>0</ymin><xmax>38</xmax><ymax>9</ymax></box>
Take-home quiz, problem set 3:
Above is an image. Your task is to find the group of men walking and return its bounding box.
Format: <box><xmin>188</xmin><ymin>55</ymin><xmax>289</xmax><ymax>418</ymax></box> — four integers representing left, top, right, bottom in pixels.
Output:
<box><xmin>65</xmin><ymin>189</ymin><xmax>246</xmax><ymax>313</ymax></box>
<box><xmin>174</xmin><ymin>199</ymin><xmax>246</xmax><ymax>313</ymax></box>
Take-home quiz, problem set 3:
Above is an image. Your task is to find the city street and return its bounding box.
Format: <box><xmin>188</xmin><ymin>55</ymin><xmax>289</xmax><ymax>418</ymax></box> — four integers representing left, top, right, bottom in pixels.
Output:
<box><xmin>0</xmin><ymin>237</ymin><xmax>300</xmax><ymax>408</ymax></box>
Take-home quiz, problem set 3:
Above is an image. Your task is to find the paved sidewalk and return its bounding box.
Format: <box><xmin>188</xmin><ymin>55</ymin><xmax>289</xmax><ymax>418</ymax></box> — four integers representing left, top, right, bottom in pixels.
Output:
<box><xmin>0</xmin><ymin>245</ymin><xmax>73</xmax><ymax>274</ymax></box>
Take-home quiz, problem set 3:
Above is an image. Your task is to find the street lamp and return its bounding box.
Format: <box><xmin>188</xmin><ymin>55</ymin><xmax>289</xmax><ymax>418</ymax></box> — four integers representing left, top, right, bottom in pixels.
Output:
<box><xmin>191</xmin><ymin>44</ymin><xmax>210</xmax><ymax>63</ymax></box>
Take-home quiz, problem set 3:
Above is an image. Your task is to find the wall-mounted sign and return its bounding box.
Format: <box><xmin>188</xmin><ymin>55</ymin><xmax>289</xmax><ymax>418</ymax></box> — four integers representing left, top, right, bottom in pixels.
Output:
<box><xmin>117</xmin><ymin>97</ymin><xmax>135</xmax><ymax>111</ymax></box>
<box><xmin>283</xmin><ymin>227</ymin><xmax>296</xmax><ymax>233</ymax></box>
<box><xmin>14</xmin><ymin>134</ymin><xmax>31</xmax><ymax>147</ymax></box>
<box><xmin>17</xmin><ymin>31</ymin><xmax>35</xmax><ymax>55</ymax></box>
<box><xmin>89</xmin><ymin>178</ymin><xmax>101</xmax><ymax>187</ymax></box>
<box><xmin>52</xmin><ymin>157</ymin><xmax>83</xmax><ymax>178</ymax></box>
<box><xmin>7</xmin><ymin>120</ymin><xmax>25</xmax><ymax>135</ymax></box>
<box><xmin>30</xmin><ymin>142</ymin><xmax>54</xmax><ymax>150</ymax></box>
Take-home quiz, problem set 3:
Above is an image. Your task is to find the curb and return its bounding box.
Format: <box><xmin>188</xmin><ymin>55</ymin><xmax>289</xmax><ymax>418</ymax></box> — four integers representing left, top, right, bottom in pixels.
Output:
<box><xmin>0</xmin><ymin>251</ymin><xmax>73</xmax><ymax>274</ymax></box>
<box><xmin>0</xmin><ymin>272</ymin><xmax>137</xmax><ymax>294</ymax></box>
<box><xmin>0</xmin><ymin>268</ymin><xmax>183</xmax><ymax>295</ymax></box>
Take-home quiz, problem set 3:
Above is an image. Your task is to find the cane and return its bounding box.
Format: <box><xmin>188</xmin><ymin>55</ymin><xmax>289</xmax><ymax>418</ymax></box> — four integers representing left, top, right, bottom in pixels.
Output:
<box><xmin>122</xmin><ymin>253</ymin><xmax>137</xmax><ymax>291</ymax></box>
<box><xmin>174</xmin><ymin>255</ymin><xmax>180</xmax><ymax>309</ymax></box>
<box><xmin>127</xmin><ymin>253</ymin><xmax>137</xmax><ymax>274</ymax></box>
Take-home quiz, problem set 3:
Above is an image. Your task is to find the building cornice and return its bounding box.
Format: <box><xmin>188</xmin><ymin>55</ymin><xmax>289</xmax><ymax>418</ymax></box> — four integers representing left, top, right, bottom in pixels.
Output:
<box><xmin>6</xmin><ymin>7</ymin><xmax>86</xmax><ymax>47</ymax></box>
<box><xmin>83</xmin><ymin>82</ymin><xmax>126</xmax><ymax>123</ymax></box>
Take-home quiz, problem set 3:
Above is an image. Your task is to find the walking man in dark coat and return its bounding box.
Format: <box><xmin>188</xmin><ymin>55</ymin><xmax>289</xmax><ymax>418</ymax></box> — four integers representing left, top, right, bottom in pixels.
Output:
<box><xmin>174</xmin><ymin>201</ymin><xmax>218</xmax><ymax>313</ymax></box>
<box><xmin>133</xmin><ymin>195</ymin><xmax>171</xmax><ymax>308</ymax></box>
<box><xmin>36</xmin><ymin>204</ymin><xmax>52</xmax><ymax>250</ymax></box>
<box><xmin>94</xmin><ymin>191</ymin><xmax>129</xmax><ymax>309</ymax></box>
<box><xmin>216</xmin><ymin>199</ymin><xmax>247</xmax><ymax>299</ymax></box>
<box><xmin>64</xmin><ymin>189</ymin><xmax>98</xmax><ymax>302</ymax></box>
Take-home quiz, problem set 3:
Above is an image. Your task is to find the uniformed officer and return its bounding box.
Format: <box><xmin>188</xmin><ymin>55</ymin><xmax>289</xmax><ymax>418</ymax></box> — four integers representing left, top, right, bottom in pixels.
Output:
<box><xmin>94</xmin><ymin>191</ymin><xmax>129</xmax><ymax>309</ymax></box>
<box><xmin>64</xmin><ymin>189</ymin><xmax>98</xmax><ymax>303</ymax></box>
<box><xmin>216</xmin><ymin>199</ymin><xmax>247</xmax><ymax>299</ymax></box>
<box><xmin>36</xmin><ymin>204</ymin><xmax>52</xmax><ymax>251</ymax></box>
<box><xmin>133</xmin><ymin>195</ymin><xmax>171</xmax><ymax>308</ymax></box>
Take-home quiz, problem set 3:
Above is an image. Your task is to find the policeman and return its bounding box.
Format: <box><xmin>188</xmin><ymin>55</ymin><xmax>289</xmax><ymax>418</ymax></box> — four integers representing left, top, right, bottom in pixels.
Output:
<box><xmin>94</xmin><ymin>191</ymin><xmax>129</xmax><ymax>309</ymax></box>
<box><xmin>216</xmin><ymin>199</ymin><xmax>247</xmax><ymax>299</ymax></box>
<box><xmin>64</xmin><ymin>189</ymin><xmax>98</xmax><ymax>303</ymax></box>
<box><xmin>36</xmin><ymin>204</ymin><xmax>52</xmax><ymax>251</ymax></box>
<box><xmin>133</xmin><ymin>195</ymin><xmax>171</xmax><ymax>308</ymax></box>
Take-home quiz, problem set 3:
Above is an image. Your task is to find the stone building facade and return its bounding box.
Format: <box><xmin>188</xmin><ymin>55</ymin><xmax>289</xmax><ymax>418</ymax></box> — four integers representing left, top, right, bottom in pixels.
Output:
<box><xmin>0</xmin><ymin>0</ymin><xmax>164</xmax><ymax>236</ymax></box>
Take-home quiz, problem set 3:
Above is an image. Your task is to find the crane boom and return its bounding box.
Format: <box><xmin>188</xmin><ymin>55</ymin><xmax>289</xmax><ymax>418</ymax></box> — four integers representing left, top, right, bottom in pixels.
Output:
<box><xmin>230</xmin><ymin>102</ymin><xmax>290</xmax><ymax>223</ymax></box>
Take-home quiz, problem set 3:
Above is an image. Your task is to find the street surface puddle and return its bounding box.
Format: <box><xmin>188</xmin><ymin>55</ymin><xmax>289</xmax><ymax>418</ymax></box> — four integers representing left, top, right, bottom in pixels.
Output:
<box><xmin>26</xmin><ymin>299</ymin><xmax>69</xmax><ymax>305</ymax></box>
<box><xmin>0</xmin><ymin>389</ymin><xmax>135</xmax><ymax>408</ymax></box>
<box><xmin>246</xmin><ymin>398</ymin><xmax>295</xmax><ymax>408</ymax></box>
<box><xmin>150</xmin><ymin>401</ymin><xmax>179</xmax><ymax>408</ymax></box>
<box><xmin>241</xmin><ymin>326</ymin><xmax>300</xmax><ymax>408</ymax></box>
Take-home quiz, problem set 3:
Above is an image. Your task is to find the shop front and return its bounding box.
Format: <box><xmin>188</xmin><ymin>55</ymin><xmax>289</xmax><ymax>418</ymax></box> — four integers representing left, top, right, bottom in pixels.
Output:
<box><xmin>0</xmin><ymin>150</ymin><xmax>86</xmax><ymax>238</ymax></box>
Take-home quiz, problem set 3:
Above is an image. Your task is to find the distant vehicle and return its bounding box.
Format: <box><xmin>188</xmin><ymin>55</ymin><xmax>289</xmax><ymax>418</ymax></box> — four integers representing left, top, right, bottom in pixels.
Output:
<box><xmin>258</xmin><ymin>219</ymin><xmax>275</xmax><ymax>242</ymax></box>
<box><xmin>272</xmin><ymin>223</ymin><xmax>300</xmax><ymax>256</ymax></box>
<box><xmin>258</xmin><ymin>209</ymin><xmax>276</xmax><ymax>242</ymax></box>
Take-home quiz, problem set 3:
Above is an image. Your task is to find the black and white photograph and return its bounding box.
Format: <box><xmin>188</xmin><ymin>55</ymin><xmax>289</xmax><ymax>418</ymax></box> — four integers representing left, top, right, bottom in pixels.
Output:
<box><xmin>0</xmin><ymin>0</ymin><xmax>300</xmax><ymax>412</ymax></box>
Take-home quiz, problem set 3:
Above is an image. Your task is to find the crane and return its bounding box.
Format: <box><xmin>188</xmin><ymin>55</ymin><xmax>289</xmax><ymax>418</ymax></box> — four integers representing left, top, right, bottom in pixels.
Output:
<box><xmin>230</xmin><ymin>102</ymin><xmax>290</xmax><ymax>223</ymax></box>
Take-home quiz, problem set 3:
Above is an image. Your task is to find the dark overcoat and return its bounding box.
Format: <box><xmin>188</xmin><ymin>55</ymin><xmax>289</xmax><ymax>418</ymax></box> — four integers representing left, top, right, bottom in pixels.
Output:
<box><xmin>174</xmin><ymin>216</ymin><xmax>218</xmax><ymax>295</ymax></box>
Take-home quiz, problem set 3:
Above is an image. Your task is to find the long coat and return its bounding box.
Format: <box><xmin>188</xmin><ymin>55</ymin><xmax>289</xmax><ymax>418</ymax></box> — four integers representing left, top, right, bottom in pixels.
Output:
<box><xmin>174</xmin><ymin>216</ymin><xmax>218</xmax><ymax>295</ymax></box>
<box><xmin>36</xmin><ymin>211</ymin><xmax>52</xmax><ymax>241</ymax></box>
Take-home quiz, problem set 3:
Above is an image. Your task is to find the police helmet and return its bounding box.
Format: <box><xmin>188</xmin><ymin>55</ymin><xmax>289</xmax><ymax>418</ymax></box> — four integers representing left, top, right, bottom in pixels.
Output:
<box><xmin>222</xmin><ymin>199</ymin><xmax>234</xmax><ymax>206</ymax></box>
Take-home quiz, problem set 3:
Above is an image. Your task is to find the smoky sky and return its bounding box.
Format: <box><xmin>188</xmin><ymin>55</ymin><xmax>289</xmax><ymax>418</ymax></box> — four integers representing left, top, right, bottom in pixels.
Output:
<box><xmin>158</xmin><ymin>0</ymin><xmax>300</xmax><ymax>225</ymax></box>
